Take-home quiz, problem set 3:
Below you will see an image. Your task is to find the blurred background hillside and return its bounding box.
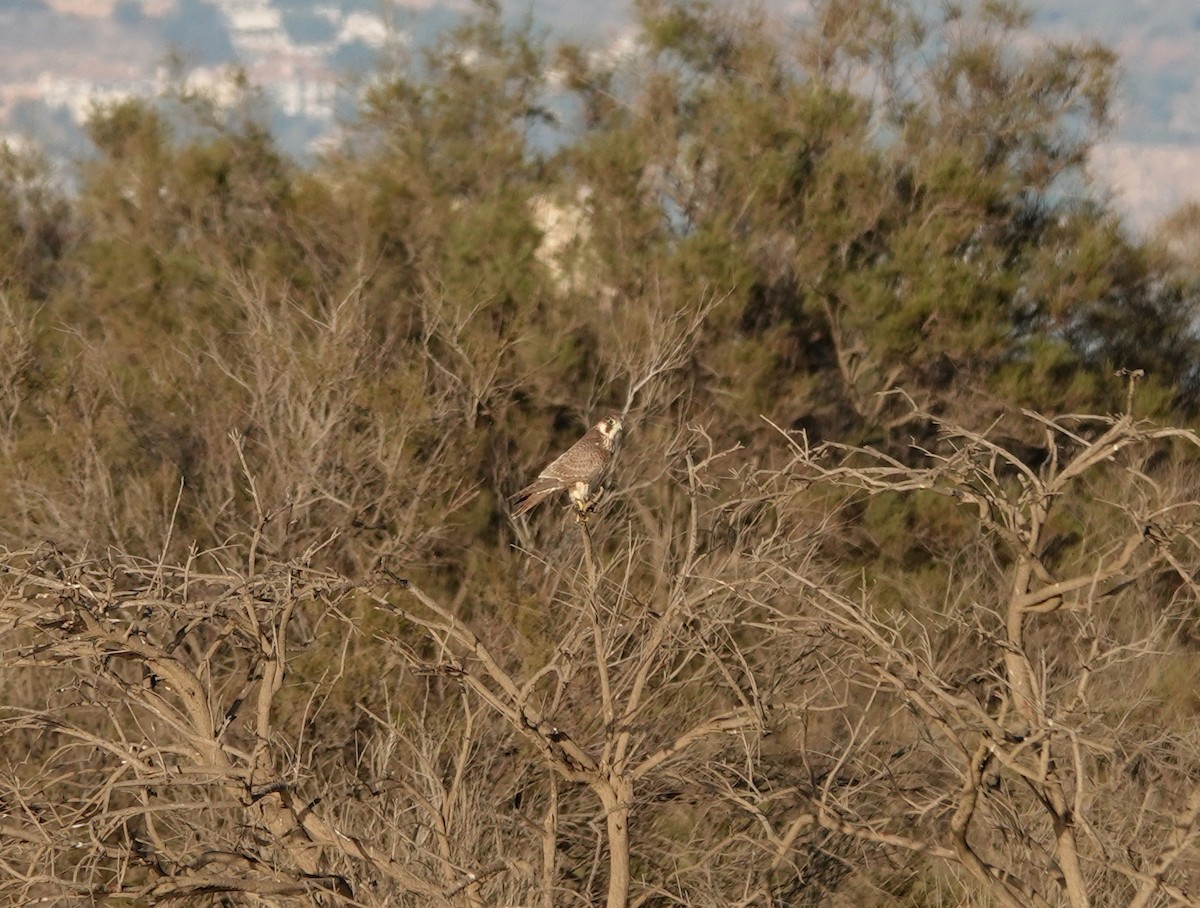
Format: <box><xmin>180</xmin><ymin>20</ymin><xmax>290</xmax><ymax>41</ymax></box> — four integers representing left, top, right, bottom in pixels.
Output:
<box><xmin>1</xmin><ymin>0</ymin><xmax>1199</xmax><ymax>232</ymax></box>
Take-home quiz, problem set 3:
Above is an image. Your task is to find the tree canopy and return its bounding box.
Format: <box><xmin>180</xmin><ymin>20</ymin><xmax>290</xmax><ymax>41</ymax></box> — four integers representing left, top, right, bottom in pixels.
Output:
<box><xmin>1</xmin><ymin>0</ymin><xmax>1196</xmax><ymax>558</ymax></box>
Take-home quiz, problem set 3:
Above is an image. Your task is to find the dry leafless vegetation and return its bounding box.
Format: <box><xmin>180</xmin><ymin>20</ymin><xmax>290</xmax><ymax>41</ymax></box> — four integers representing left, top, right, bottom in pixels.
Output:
<box><xmin>3</xmin><ymin>378</ymin><xmax>1199</xmax><ymax>906</ymax></box>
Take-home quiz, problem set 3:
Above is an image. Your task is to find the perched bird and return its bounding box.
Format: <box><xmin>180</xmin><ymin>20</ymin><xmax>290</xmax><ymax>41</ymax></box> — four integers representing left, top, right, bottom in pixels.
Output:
<box><xmin>511</xmin><ymin>416</ymin><xmax>623</xmax><ymax>517</ymax></box>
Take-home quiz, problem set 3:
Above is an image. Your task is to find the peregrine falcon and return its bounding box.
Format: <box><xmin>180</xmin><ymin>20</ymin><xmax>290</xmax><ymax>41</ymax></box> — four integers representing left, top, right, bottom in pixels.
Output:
<box><xmin>511</xmin><ymin>416</ymin><xmax>623</xmax><ymax>517</ymax></box>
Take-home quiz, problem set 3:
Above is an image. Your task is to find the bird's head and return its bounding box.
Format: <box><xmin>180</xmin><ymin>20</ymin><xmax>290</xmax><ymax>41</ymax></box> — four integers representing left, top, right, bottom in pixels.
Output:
<box><xmin>597</xmin><ymin>415</ymin><xmax>623</xmax><ymax>448</ymax></box>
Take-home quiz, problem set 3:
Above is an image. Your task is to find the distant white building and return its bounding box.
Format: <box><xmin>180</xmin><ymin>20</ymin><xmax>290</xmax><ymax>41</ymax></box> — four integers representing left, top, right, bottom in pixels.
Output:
<box><xmin>276</xmin><ymin>79</ymin><xmax>335</xmax><ymax>119</ymax></box>
<box><xmin>1090</xmin><ymin>142</ymin><xmax>1200</xmax><ymax>234</ymax></box>
<box><xmin>36</xmin><ymin>73</ymin><xmax>150</xmax><ymax>122</ymax></box>
<box><xmin>212</xmin><ymin>0</ymin><xmax>281</xmax><ymax>32</ymax></box>
<box><xmin>340</xmin><ymin>12</ymin><xmax>389</xmax><ymax>48</ymax></box>
<box><xmin>531</xmin><ymin>188</ymin><xmax>617</xmax><ymax>308</ymax></box>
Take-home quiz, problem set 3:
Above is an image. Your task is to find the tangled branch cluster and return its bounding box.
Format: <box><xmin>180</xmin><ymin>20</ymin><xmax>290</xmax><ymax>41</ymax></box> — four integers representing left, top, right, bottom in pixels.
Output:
<box><xmin>2</xmin><ymin>406</ymin><xmax>1199</xmax><ymax>906</ymax></box>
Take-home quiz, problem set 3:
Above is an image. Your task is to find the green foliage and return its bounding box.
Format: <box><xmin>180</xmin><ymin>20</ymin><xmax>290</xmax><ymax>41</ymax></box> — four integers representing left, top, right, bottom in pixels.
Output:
<box><xmin>0</xmin><ymin>0</ymin><xmax>1194</xmax><ymax>569</ymax></box>
<box><xmin>0</xmin><ymin>148</ymin><xmax>70</xmax><ymax>295</ymax></box>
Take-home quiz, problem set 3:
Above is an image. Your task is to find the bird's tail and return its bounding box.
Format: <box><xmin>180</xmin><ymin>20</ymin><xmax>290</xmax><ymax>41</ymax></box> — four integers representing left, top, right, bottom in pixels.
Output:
<box><xmin>510</xmin><ymin>479</ymin><xmax>559</xmax><ymax>517</ymax></box>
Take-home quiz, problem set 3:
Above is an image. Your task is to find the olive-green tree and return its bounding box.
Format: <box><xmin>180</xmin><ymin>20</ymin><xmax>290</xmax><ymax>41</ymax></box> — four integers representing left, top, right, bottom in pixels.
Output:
<box><xmin>553</xmin><ymin>0</ymin><xmax>1198</xmax><ymax>444</ymax></box>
